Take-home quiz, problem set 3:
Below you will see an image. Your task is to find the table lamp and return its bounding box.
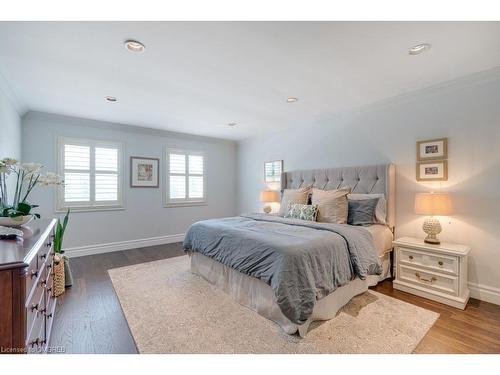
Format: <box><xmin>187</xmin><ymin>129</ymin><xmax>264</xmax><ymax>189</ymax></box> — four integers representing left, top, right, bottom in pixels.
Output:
<box><xmin>414</xmin><ymin>192</ymin><xmax>452</xmax><ymax>244</ymax></box>
<box><xmin>260</xmin><ymin>190</ymin><xmax>280</xmax><ymax>214</ymax></box>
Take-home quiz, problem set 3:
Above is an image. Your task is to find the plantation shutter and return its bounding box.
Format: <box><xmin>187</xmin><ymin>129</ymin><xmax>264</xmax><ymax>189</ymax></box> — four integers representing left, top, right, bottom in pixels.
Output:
<box><xmin>167</xmin><ymin>150</ymin><xmax>205</xmax><ymax>205</ymax></box>
<box><xmin>58</xmin><ymin>137</ymin><xmax>123</xmax><ymax>210</ymax></box>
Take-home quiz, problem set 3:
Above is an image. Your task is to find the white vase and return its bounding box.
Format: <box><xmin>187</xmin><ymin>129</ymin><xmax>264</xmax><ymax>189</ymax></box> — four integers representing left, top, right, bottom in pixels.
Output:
<box><xmin>0</xmin><ymin>215</ymin><xmax>34</xmax><ymax>227</ymax></box>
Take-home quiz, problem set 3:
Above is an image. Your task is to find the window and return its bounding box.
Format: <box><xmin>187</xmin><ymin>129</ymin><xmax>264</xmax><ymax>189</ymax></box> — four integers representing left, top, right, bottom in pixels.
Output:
<box><xmin>165</xmin><ymin>149</ymin><xmax>206</xmax><ymax>206</ymax></box>
<box><xmin>57</xmin><ymin>137</ymin><xmax>124</xmax><ymax>211</ymax></box>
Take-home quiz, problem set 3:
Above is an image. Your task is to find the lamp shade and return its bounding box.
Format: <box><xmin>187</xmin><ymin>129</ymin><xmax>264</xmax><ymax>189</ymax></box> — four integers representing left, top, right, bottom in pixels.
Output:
<box><xmin>260</xmin><ymin>190</ymin><xmax>280</xmax><ymax>203</ymax></box>
<box><xmin>415</xmin><ymin>193</ymin><xmax>452</xmax><ymax>216</ymax></box>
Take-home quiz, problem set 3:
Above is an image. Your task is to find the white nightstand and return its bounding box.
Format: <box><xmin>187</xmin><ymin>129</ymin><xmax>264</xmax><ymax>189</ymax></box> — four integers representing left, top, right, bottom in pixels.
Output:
<box><xmin>393</xmin><ymin>237</ymin><xmax>470</xmax><ymax>309</ymax></box>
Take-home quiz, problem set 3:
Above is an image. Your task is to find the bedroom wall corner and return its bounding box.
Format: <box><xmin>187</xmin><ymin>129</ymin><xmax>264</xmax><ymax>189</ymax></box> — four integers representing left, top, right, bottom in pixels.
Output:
<box><xmin>237</xmin><ymin>68</ymin><xmax>500</xmax><ymax>305</ymax></box>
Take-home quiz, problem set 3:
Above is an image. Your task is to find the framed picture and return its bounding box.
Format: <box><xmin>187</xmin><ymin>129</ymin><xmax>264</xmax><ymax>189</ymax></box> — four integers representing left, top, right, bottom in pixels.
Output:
<box><xmin>264</xmin><ymin>160</ymin><xmax>283</xmax><ymax>183</ymax></box>
<box><xmin>130</xmin><ymin>157</ymin><xmax>160</xmax><ymax>188</ymax></box>
<box><xmin>417</xmin><ymin>138</ymin><xmax>448</xmax><ymax>161</ymax></box>
<box><xmin>416</xmin><ymin>160</ymin><xmax>448</xmax><ymax>181</ymax></box>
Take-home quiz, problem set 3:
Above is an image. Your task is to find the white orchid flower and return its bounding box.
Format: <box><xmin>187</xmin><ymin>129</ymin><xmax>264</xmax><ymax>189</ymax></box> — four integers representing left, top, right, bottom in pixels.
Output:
<box><xmin>21</xmin><ymin>163</ymin><xmax>43</xmax><ymax>174</ymax></box>
<box><xmin>0</xmin><ymin>165</ymin><xmax>11</xmax><ymax>175</ymax></box>
<box><xmin>39</xmin><ymin>172</ymin><xmax>64</xmax><ymax>186</ymax></box>
<box><xmin>1</xmin><ymin>158</ymin><xmax>18</xmax><ymax>166</ymax></box>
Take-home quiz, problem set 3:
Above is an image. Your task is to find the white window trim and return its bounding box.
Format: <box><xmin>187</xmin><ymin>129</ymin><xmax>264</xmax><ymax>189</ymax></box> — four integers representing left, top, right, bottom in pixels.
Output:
<box><xmin>56</xmin><ymin>136</ymin><xmax>125</xmax><ymax>212</ymax></box>
<box><xmin>163</xmin><ymin>147</ymin><xmax>207</xmax><ymax>208</ymax></box>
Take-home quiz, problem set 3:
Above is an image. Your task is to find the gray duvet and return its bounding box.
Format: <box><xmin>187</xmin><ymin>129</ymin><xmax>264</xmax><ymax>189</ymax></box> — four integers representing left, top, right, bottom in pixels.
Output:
<box><xmin>183</xmin><ymin>213</ymin><xmax>382</xmax><ymax>325</ymax></box>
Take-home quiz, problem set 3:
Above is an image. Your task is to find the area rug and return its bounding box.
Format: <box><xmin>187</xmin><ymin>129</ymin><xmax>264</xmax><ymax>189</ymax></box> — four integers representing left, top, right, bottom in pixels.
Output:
<box><xmin>108</xmin><ymin>255</ymin><xmax>439</xmax><ymax>354</ymax></box>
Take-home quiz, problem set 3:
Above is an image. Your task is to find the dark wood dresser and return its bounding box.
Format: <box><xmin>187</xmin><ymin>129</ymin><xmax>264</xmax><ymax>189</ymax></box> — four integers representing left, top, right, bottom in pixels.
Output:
<box><xmin>0</xmin><ymin>219</ymin><xmax>58</xmax><ymax>354</ymax></box>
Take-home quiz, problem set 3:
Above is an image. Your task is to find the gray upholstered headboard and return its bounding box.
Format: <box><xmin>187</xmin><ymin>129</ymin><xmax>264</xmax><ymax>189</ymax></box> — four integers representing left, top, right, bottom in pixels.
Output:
<box><xmin>280</xmin><ymin>164</ymin><xmax>396</xmax><ymax>228</ymax></box>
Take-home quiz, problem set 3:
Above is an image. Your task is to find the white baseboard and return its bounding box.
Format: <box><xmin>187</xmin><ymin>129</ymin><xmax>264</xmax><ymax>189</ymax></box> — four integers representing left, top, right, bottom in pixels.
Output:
<box><xmin>65</xmin><ymin>233</ymin><xmax>185</xmax><ymax>258</ymax></box>
<box><xmin>468</xmin><ymin>282</ymin><xmax>500</xmax><ymax>306</ymax></box>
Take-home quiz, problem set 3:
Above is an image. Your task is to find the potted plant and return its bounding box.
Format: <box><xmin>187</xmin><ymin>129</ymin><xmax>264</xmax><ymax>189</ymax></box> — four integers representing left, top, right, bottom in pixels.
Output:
<box><xmin>53</xmin><ymin>208</ymin><xmax>72</xmax><ymax>296</ymax></box>
<box><xmin>0</xmin><ymin>158</ymin><xmax>63</xmax><ymax>226</ymax></box>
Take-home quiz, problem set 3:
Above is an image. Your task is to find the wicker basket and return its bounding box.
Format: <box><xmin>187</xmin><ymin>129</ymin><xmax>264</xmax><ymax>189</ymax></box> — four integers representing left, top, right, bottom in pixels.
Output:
<box><xmin>53</xmin><ymin>254</ymin><xmax>66</xmax><ymax>297</ymax></box>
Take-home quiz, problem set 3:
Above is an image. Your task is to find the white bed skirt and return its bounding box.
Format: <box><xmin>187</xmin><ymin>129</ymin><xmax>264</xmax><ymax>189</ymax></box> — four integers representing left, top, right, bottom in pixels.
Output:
<box><xmin>190</xmin><ymin>252</ymin><xmax>391</xmax><ymax>337</ymax></box>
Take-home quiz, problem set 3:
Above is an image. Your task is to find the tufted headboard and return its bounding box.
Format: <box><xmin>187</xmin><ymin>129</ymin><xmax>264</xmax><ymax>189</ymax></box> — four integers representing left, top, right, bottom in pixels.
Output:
<box><xmin>280</xmin><ymin>164</ymin><xmax>396</xmax><ymax>228</ymax></box>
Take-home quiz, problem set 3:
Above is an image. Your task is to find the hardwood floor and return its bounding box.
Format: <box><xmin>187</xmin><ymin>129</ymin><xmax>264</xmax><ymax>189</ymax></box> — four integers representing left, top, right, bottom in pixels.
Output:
<box><xmin>50</xmin><ymin>243</ymin><xmax>184</xmax><ymax>354</ymax></box>
<box><xmin>371</xmin><ymin>281</ymin><xmax>500</xmax><ymax>353</ymax></box>
<box><xmin>50</xmin><ymin>244</ymin><xmax>500</xmax><ymax>354</ymax></box>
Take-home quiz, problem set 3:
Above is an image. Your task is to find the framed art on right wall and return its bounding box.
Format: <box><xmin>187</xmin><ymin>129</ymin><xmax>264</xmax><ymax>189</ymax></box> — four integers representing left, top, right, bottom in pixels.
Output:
<box><xmin>417</xmin><ymin>138</ymin><xmax>448</xmax><ymax>161</ymax></box>
<box><xmin>416</xmin><ymin>160</ymin><xmax>448</xmax><ymax>181</ymax></box>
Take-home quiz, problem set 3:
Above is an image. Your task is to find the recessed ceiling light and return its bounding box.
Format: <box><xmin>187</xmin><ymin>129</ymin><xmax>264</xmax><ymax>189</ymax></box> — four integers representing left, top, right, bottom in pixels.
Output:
<box><xmin>286</xmin><ymin>97</ymin><xmax>298</xmax><ymax>103</ymax></box>
<box><xmin>105</xmin><ymin>96</ymin><xmax>118</xmax><ymax>103</ymax></box>
<box><xmin>409</xmin><ymin>43</ymin><xmax>431</xmax><ymax>55</ymax></box>
<box><xmin>124</xmin><ymin>39</ymin><xmax>145</xmax><ymax>53</ymax></box>
<box><xmin>228</xmin><ymin>122</ymin><xmax>237</xmax><ymax>127</ymax></box>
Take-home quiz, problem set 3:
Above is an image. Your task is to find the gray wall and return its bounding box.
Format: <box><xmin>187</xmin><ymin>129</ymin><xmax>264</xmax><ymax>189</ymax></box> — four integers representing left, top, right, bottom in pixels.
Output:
<box><xmin>0</xmin><ymin>85</ymin><xmax>21</xmax><ymax>202</ymax></box>
<box><xmin>22</xmin><ymin>112</ymin><xmax>238</xmax><ymax>250</ymax></box>
<box><xmin>238</xmin><ymin>68</ymin><xmax>500</xmax><ymax>303</ymax></box>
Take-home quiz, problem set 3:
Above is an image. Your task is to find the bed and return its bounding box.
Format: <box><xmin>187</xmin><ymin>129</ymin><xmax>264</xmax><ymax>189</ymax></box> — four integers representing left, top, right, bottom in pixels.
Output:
<box><xmin>184</xmin><ymin>164</ymin><xmax>396</xmax><ymax>337</ymax></box>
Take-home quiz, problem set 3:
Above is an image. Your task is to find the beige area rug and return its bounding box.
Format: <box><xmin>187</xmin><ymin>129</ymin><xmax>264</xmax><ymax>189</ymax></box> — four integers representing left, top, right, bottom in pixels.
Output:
<box><xmin>108</xmin><ymin>256</ymin><xmax>439</xmax><ymax>354</ymax></box>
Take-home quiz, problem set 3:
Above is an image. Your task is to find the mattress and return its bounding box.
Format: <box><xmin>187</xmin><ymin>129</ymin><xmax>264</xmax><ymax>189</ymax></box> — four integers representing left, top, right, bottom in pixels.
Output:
<box><xmin>361</xmin><ymin>224</ymin><xmax>394</xmax><ymax>256</ymax></box>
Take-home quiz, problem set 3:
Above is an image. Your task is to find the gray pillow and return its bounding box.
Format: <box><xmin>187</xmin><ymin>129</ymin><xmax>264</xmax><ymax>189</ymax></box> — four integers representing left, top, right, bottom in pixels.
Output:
<box><xmin>347</xmin><ymin>198</ymin><xmax>380</xmax><ymax>226</ymax></box>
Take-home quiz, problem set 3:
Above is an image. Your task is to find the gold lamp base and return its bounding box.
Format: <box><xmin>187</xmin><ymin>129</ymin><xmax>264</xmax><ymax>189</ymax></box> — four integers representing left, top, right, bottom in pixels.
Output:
<box><xmin>263</xmin><ymin>205</ymin><xmax>272</xmax><ymax>214</ymax></box>
<box><xmin>423</xmin><ymin>216</ymin><xmax>442</xmax><ymax>244</ymax></box>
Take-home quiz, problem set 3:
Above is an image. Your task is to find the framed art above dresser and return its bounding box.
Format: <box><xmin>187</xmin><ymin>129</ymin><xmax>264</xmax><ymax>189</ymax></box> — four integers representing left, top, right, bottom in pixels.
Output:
<box><xmin>0</xmin><ymin>219</ymin><xmax>58</xmax><ymax>354</ymax></box>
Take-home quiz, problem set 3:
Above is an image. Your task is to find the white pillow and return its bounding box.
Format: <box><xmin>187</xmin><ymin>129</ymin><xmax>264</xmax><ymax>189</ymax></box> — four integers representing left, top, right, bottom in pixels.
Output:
<box><xmin>279</xmin><ymin>187</ymin><xmax>310</xmax><ymax>216</ymax></box>
<box><xmin>312</xmin><ymin>187</ymin><xmax>351</xmax><ymax>224</ymax></box>
<box><xmin>348</xmin><ymin>193</ymin><xmax>387</xmax><ymax>225</ymax></box>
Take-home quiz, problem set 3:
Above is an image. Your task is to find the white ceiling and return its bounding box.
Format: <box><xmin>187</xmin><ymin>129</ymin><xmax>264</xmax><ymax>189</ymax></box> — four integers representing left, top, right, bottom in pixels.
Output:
<box><xmin>1</xmin><ymin>22</ymin><xmax>500</xmax><ymax>141</ymax></box>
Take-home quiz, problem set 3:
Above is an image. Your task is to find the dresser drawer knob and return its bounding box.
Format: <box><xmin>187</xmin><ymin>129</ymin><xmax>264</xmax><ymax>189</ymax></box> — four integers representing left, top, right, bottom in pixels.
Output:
<box><xmin>438</xmin><ymin>261</ymin><xmax>444</xmax><ymax>266</ymax></box>
<box><xmin>46</xmin><ymin>242</ymin><xmax>52</xmax><ymax>248</ymax></box>
<box><xmin>40</xmin><ymin>253</ymin><xmax>47</xmax><ymax>259</ymax></box>
<box><xmin>30</xmin><ymin>303</ymin><xmax>39</xmax><ymax>312</ymax></box>
<box><xmin>29</xmin><ymin>338</ymin><xmax>40</xmax><ymax>347</ymax></box>
<box><xmin>415</xmin><ymin>272</ymin><xmax>437</xmax><ymax>284</ymax></box>
<box><xmin>30</xmin><ymin>270</ymin><xmax>38</xmax><ymax>279</ymax></box>
<box><xmin>40</xmin><ymin>279</ymin><xmax>47</xmax><ymax>287</ymax></box>
<box><xmin>408</xmin><ymin>255</ymin><xmax>414</xmax><ymax>260</ymax></box>
<box><xmin>45</xmin><ymin>312</ymin><xmax>53</xmax><ymax>319</ymax></box>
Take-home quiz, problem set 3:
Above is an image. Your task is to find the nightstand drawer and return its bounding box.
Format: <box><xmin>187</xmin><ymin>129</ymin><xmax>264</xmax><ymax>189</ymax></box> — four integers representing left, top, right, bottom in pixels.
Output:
<box><xmin>399</xmin><ymin>247</ymin><xmax>459</xmax><ymax>275</ymax></box>
<box><xmin>399</xmin><ymin>264</ymin><xmax>459</xmax><ymax>296</ymax></box>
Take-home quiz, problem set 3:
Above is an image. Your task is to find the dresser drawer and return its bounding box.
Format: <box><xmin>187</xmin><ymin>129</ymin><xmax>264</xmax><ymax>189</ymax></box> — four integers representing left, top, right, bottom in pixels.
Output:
<box><xmin>25</xmin><ymin>292</ymin><xmax>46</xmax><ymax>352</ymax></box>
<box><xmin>399</xmin><ymin>264</ymin><xmax>459</xmax><ymax>296</ymax></box>
<box><xmin>399</xmin><ymin>247</ymin><xmax>459</xmax><ymax>275</ymax></box>
<box><xmin>25</xmin><ymin>256</ymin><xmax>40</xmax><ymax>298</ymax></box>
<box><xmin>26</xmin><ymin>274</ymin><xmax>45</xmax><ymax>332</ymax></box>
<box><xmin>45</xmin><ymin>262</ymin><xmax>55</xmax><ymax>302</ymax></box>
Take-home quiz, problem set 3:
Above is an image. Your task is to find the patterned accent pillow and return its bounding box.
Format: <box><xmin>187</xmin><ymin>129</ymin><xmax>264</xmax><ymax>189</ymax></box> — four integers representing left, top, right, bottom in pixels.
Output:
<box><xmin>284</xmin><ymin>203</ymin><xmax>318</xmax><ymax>222</ymax></box>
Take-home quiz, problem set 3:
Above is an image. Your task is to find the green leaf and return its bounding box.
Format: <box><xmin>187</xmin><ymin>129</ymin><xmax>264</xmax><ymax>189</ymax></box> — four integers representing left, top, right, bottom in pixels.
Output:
<box><xmin>16</xmin><ymin>202</ymin><xmax>32</xmax><ymax>215</ymax></box>
<box><xmin>62</xmin><ymin>208</ymin><xmax>70</xmax><ymax>233</ymax></box>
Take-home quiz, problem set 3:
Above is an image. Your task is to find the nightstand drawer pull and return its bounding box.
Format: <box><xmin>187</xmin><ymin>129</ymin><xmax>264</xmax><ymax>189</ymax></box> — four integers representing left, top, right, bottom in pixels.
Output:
<box><xmin>438</xmin><ymin>261</ymin><xmax>443</xmax><ymax>266</ymax></box>
<box><xmin>409</xmin><ymin>255</ymin><xmax>414</xmax><ymax>260</ymax></box>
<box><xmin>415</xmin><ymin>272</ymin><xmax>437</xmax><ymax>284</ymax></box>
